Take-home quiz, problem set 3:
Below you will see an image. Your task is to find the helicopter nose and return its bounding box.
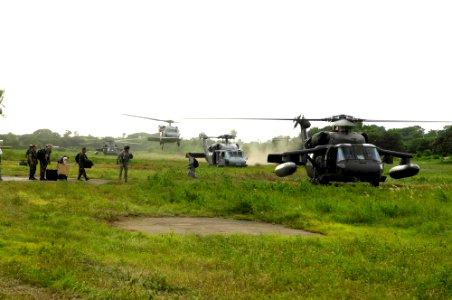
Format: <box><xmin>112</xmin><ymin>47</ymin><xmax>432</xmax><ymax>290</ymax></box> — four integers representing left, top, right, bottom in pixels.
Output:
<box><xmin>339</xmin><ymin>160</ymin><xmax>382</xmax><ymax>179</ymax></box>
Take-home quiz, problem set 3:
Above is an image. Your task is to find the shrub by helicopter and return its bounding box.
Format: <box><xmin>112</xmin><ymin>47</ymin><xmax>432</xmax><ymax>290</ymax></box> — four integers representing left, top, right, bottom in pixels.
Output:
<box><xmin>189</xmin><ymin>133</ymin><xmax>247</xmax><ymax>167</ymax></box>
<box><xmin>210</xmin><ymin>114</ymin><xmax>450</xmax><ymax>186</ymax></box>
<box><xmin>123</xmin><ymin>114</ymin><xmax>181</xmax><ymax>149</ymax></box>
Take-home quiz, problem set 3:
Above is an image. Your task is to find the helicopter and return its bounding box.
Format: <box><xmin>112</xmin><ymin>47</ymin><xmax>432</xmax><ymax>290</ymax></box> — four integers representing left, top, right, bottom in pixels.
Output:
<box><xmin>95</xmin><ymin>139</ymin><xmax>121</xmax><ymax>155</ymax></box>
<box><xmin>189</xmin><ymin>133</ymin><xmax>247</xmax><ymax>167</ymax></box>
<box><xmin>123</xmin><ymin>114</ymin><xmax>181</xmax><ymax>149</ymax></box>
<box><xmin>205</xmin><ymin>114</ymin><xmax>451</xmax><ymax>186</ymax></box>
<box><xmin>264</xmin><ymin>114</ymin><xmax>451</xmax><ymax>186</ymax></box>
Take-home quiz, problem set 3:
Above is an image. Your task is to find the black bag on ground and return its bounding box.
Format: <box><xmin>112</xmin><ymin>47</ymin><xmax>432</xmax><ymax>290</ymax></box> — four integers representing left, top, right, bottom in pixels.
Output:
<box><xmin>46</xmin><ymin>169</ymin><xmax>58</xmax><ymax>181</ymax></box>
<box><xmin>58</xmin><ymin>174</ymin><xmax>67</xmax><ymax>180</ymax></box>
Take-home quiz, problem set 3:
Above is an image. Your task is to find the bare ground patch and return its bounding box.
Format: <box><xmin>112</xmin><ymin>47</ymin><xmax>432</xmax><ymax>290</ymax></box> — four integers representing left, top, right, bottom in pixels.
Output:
<box><xmin>113</xmin><ymin>217</ymin><xmax>322</xmax><ymax>236</ymax></box>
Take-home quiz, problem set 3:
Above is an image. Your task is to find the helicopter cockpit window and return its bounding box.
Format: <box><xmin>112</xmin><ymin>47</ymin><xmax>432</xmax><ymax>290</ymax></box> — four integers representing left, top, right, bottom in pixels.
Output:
<box><xmin>337</xmin><ymin>145</ymin><xmax>381</xmax><ymax>162</ymax></box>
<box><xmin>226</xmin><ymin>151</ymin><xmax>244</xmax><ymax>158</ymax></box>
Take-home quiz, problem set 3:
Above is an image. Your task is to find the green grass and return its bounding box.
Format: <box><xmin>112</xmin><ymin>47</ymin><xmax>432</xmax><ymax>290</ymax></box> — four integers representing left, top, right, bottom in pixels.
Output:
<box><xmin>0</xmin><ymin>150</ymin><xmax>451</xmax><ymax>299</ymax></box>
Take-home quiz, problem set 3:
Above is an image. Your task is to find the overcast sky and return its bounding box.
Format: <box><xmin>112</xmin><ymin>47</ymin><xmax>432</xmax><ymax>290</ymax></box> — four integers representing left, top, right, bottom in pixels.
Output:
<box><xmin>1</xmin><ymin>0</ymin><xmax>451</xmax><ymax>142</ymax></box>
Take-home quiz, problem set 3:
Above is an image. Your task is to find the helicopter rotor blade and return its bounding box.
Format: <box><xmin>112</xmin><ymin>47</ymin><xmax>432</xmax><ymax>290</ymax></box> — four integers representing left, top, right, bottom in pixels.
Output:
<box><xmin>186</xmin><ymin>116</ymin><xmax>452</xmax><ymax>124</ymax></box>
<box><xmin>123</xmin><ymin>114</ymin><xmax>177</xmax><ymax>124</ymax></box>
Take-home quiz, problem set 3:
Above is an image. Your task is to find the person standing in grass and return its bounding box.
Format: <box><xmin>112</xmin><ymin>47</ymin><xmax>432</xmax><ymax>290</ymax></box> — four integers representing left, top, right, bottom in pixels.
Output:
<box><xmin>186</xmin><ymin>152</ymin><xmax>198</xmax><ymax>178</ymax></box>
<box><xmin>76</xmin><ymin>147</ymin><xmax>90</xmax><ymax>181</ymax></box>
<box><xmin>27</xmin><ymin>144</ymin><xmax>38</xmax><ymax>180</ymax></box>
<box><xmin>37</xmin><ymin>144</ymin><xmax>52</xmax><ymax>180</ymax></box>
<box><xmin>117</xmin><ymin>145</ymin><xmax>133</xmax><ymax>183</ymax></box>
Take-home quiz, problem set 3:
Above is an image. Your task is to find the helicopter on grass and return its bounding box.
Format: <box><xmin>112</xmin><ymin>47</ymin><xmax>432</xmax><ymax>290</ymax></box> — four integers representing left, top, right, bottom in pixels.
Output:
<box><xmin>95</xmin><ymin>139</ymin><xmax>121</xmax><ymax>155</ymax></box>
<box><xmin>212</xmin><ymin>114</ymin><xmax>451</xmax><ymax>186</ymax></box>
<box><xmin>123</xmin><ymin>114</ymin><xmax>181</xmax><ymax>149</ymax></box>
<box><xmin>265</xmin><ymin>114</ymin><xmax>452</xmax><ymax>186</ymax></box>
<box><xmin>189</xmin><ymin>133</ymin><xmax>247</xmax><ymax>167</ymax></box>
<box><xmin>94</xmin><ymin>137</ymin><xmax>140</xmax><ymax>155</ymax></box>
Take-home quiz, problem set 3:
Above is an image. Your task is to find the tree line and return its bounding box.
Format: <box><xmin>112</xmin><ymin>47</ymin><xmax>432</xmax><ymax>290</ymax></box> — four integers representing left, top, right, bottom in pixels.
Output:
<box><xmin>1</xmin><ymin>125</ymin><xmax>451</xmax><ymax>157</ymax></box>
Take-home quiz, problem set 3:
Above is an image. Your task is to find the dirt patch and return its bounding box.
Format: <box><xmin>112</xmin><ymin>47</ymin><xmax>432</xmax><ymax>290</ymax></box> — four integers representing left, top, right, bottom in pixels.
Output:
<box><xmin>114</xmin><ymin>217</ymin><xmax>322</xmax><ymax>237</ymax></box>
<box><xmin>1</xmin><ymin>176</ymin><xmax>110</xmax><ymax>185</ymax></box>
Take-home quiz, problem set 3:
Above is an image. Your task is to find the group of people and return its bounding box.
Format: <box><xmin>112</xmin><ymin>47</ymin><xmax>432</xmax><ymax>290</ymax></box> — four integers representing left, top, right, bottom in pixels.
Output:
<box><xmin>2</xmin><ymin>144</ymin><xmax>197</xmax><ymax>182</ymax></box>
<box><xmin>26</xmin><ymin>144</ymin><xmax>52</xmax><ymax>180</ymax></box>
<box><xmin>24</xmin><ymin>144</ymin><xmax>134</xmax><ymax>182</ymax></box>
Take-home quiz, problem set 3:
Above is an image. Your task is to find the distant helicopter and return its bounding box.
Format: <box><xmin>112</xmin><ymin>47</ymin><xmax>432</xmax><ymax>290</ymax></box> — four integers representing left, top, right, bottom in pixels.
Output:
<box><xmin>95</xmin><ymin>139</ymin><xmax>120</xmax><ymax>155</ymax></box>
<box><xmin>189</xmin><ymin>133</ymin><xmax>247</xmax><ymax>167</ymax></box>
<box><xmin>123</xmin><ymin>114</ymin><xmax>181</xmax><ymax>149</ymax></box>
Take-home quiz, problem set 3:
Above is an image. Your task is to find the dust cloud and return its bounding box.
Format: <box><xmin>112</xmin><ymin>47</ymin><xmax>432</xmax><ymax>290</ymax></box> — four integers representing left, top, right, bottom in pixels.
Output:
<box><xmin>244</xmin><ymin>138</ymin><xmax>301</xmax><ymax>166</ymax></box>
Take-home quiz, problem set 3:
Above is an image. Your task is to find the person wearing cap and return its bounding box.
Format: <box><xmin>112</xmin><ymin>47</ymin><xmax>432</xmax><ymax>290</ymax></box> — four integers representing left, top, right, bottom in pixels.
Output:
<box><xmin>117</xmin><ymin>145</ymin><xmax>133</xmax><ymax>183</ymax></box>
<box><xmin>38</xmin><ymin>144</ymin><xmax>53</xmax><ymax>180</ymax></box>
<box><xmin>27</xmin><ymin>144</ymin><xmax>38</xmax><ymax>180</ymax></box>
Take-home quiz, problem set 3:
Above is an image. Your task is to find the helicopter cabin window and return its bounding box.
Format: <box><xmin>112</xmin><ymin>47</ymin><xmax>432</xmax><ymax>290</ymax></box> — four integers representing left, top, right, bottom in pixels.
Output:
<box><xmin>336</xmin><ymin>145</ymin><xmax>381</xmax><ymax>162</ymax></box>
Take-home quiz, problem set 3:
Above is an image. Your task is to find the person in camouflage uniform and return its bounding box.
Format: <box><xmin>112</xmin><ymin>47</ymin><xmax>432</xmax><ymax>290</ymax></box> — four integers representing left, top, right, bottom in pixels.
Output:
<box><xmin>27</xmin><ymin>144</ymin><xmax>38</xmax><ymax>180</ymax></box>
<box><xmin>117</xmin><ymin>145</ymin><xmax>133</xmax><ymax>183</ymax></box>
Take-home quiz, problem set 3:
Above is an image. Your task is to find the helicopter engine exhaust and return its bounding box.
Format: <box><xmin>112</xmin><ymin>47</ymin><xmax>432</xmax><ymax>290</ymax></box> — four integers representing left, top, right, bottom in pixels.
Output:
<box><xmin>389</xmin><ymin>163</ymin><xmax>420</xmax><ymax>179</ymax></box>
<box><xmin>275</xmin><ymin>162</ymin><xmax>297</xmax><ymax>177</ymax></box>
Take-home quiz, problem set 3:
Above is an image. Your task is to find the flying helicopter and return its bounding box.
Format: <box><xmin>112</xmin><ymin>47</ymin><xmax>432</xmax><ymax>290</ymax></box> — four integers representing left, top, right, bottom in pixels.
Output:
<box><xmin>203</xmin><ymin>114</ymin><xmax>451</xmax><ymax>186</ymax></box>
<box><xmin>189</xmin><ymin>133</ymin><xmax>247</xmax><ymax>167</ymax></box>
<box><xmin>123</xmin><ymin>114</ymin><xmax>181</xmax><ymax>149</ymax></box>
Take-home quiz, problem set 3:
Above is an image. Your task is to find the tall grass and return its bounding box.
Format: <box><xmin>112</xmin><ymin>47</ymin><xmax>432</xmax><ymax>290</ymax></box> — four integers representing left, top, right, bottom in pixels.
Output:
<box><xmin>0</xmin><ymin>150</ymin><xmax>451</xmax><ymax>299</ymax></box>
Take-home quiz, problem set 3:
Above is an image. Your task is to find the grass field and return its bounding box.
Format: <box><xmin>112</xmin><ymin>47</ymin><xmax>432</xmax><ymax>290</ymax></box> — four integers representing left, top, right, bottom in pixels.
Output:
<box><xmin>0</xmin><ymin>149</ymin><xmax>451</xmax><ymax>299</ymax></box>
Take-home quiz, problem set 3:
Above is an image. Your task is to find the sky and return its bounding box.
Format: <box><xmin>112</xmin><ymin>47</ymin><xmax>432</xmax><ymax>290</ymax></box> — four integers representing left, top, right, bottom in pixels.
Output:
<box><xmin>1</xmin><ymin>0</ymin><xmax>451</xmax><ymax>143</ymax></box>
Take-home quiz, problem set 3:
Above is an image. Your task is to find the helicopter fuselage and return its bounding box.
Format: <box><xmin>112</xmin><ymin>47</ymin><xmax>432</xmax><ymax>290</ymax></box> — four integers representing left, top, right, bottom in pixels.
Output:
<box><xmin>305</xmin><ymin>143</ymin><xmax>385</xmax><ymax>185</ymax></box>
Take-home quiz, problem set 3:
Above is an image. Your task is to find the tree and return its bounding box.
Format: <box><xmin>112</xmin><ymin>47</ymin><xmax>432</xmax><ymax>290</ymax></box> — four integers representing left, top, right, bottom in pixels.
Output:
<box><xmin>432</xmin><ymin>126</ymin><xmax>452</xmax><ymax>156</ymax></box>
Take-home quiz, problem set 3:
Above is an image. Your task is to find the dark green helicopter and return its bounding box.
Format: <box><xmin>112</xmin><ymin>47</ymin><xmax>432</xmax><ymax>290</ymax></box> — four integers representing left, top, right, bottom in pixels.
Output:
<box><xmin>95</xmin><ymin>139</ymin><xmax>121</xmax><ymax>155</ymax></box>
<box><xmin>209</xmin><ymin>114</ymin><xmax>450</xmax><ymax>186</ymax></box>
<box><xmin>266</xmin><ymin>114</ymin><xmax>451</xmax><ymax>186</ymax></box>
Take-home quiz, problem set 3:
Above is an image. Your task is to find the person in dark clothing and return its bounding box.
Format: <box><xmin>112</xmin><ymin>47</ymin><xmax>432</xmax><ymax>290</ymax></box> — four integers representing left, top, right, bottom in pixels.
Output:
<box><xmin>77</xmin><ymin>147</ymin><xmax>90</xmax><ymax>181</ymax></box>
<box><xmin>38</xmin><ymin>144</ymin><xmax>52</xmax><ymax>180</ymax></box>
<box><xmin>27</xmin><ymin>144</ymin><xmax>38</xmax><ymax>180</ymax></box>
